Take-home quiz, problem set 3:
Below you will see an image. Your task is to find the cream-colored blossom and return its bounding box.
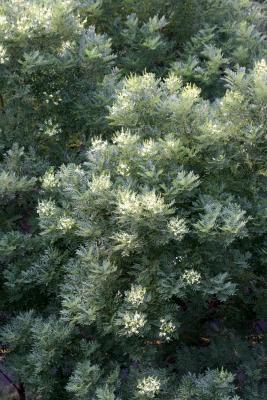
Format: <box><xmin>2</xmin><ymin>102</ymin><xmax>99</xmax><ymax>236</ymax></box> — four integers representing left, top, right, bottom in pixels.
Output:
<box><xmin>112</xmin><ymin>129</ymin><xmax>139</xmax><ymax>147</ymax></box>
<box><xmin>126</xmin><ymin>285</ymin><xmax>146</xmax><ymax>306</ymax></box>
<box><xmin>141</xmin><ymin>191</ymin><xmax>168</xmax><ymax>214</ymax></box>
<box><xmin>90</xmin><ymin>138</ymin><xmax>108</xmax><ymax>153</ymax></box>
<box><xmin>168</xmin><ymin>217</ymin><xmax>187</xmax><ymax>240</ymax></box>
<box><xmin>137</xmin><ymin>376</ymin><xmax>161</xmax><ymax>398</ymax></box>
<box><xmin>41</xmin><ymin>119</ymin><xmax>61</xmax><ymax>137</ymax></box>
<box><xmin>253</xmin><ymin>59</ymin><xmax>267</xmax><ymax>101</ymax></box>
<box><xmin>140</xmin><ymin>139</ymin><xmax>156</xmax><ymax>156</ymax></box>
<box><xmin>90</xmin><ymin>174</ymin><xmax>111</xmax><ymax>193</ymax></box>
<box><xmin>181</xmin><ymin>269</ymin><xmax>201</xmax><ymax>285</ymax></box>
<box><xmin>43</xmin><ymin>91</ymin><xmax>62</xmax><ymax>106</ymax></box>
<box><xmin>112</xmin><ymin>232</ymin><xmax>141</xmax><ymax>256</ymax></box>
<box><xmin>57</xmin><ymin>216</ymin><xmax>75</xmax><ymax>232</ymax></box>
<box><xmin>117</xmin><ymin>162</ymin><xmax>130</xmax><ymax>177</ymax></box>
<box><xmin>0</xmin><ymin>45</ymin><xmax>9</xmax><ymax>64</ymax></box>
<box><xmin>1</xmin><ymin>0</ymin><xmax>79</xmax><ymax>38</ymax></box>
<box><xmin>58</xmin><ymin>40</ymin><xmax>73</xmax><ymax>56</ymax></box>
<box><xmin>159</xmin><ymin>318</ymin><xmax>176</xmax><ymax>341</ymax></box>
<box><xmin>42</xmin><ymin>170</ymin><xmax>59</xmax><ymax>189</ymax></box>
<box><xmin>37</xmin><ymin>200</ymin><xmax>57</xmax><ymax>218</ymax></box>
<box><xmin>164</xmin><ymin>73</ymin><xmax>182</xmax><ymax>94</ymax></box>
<box><xmin>122</xmin><ymin>311</ymin><xmax>146</xmax><ymax>335</ymax></box>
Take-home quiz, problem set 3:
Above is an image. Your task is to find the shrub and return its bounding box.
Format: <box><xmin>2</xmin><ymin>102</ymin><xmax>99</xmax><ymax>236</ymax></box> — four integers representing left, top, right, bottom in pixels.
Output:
<box><xmin>1</xmin><ymin>1</ymin><xmax>267</xmax><ymax>399</ymax></box>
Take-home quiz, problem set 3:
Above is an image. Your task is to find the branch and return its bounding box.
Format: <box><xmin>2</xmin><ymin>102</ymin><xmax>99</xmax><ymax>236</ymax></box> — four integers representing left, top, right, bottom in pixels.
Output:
<box><xmin>0</xmin><ymin>94</ymin><xmax>5</xmax><ymax>113</ymax></box>
<box><xmin>0</xmin><ymin>367</ymin><xmax>20</xmax><ymax>392</ymax></box>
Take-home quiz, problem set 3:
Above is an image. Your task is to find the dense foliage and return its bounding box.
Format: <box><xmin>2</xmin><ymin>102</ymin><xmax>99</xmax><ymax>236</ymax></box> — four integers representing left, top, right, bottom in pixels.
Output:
<box><xmin>1</xmin><ymin>1</ymin><xmax>267</xmax><ymax>399</ymax></box>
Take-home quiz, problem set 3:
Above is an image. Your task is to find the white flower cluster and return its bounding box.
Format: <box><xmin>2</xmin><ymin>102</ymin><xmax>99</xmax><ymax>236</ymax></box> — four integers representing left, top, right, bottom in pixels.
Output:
<box><xmin>37</xmin><ymin>200</ymin><xmax>57</xmax><ymax>219</ymax></box>
<box><xmin>88</xmin><ymin>138</ymin><xmax>108</xmax><ymax>161</ymax></box>
<box><xmin>1</xmin><ymin>1</ymin><xmax>76</xmax><ymax>37</ymax></box>
<box><xmin>181</xmin><ymin>83</ymin><xmax>201</xmax><ymax>101</ymax></box>
<box><xmin>122</xmin><ymin>311</ymin><xmax>146</xmax><ymax>336</ymax></box>
<box><xmin>117</xmin><ymin>162</ymin><xmax>130</xmax><ymax>177</ymax></box>
<box><xmin>126</xmin><ymin>285</ymin><xmax>146</xmax><ymax>306</ymax></box>
<box><xmin>141</xmin><ymin>191</ymin><xmax>167</xmax><ymax>214</ymax></box>
<box><xmin>0</xmin><ymin>45</ymin><xmax>9</xmax><ymax>64</ymax></box>
<box><xmin>112</xmin><ymin>232</ymin><xmax>141</xmax><ymax>256</ymax></box>
<box><xmin>41</xmin><ymin>119</ymin><xmax>61</xmax><ymax>138</ymax></box>
<box><xmin>43</xmin><ymin>91</ymin><xmax>63</xmax><ymax>106</ymax></box>
<box><xmin>90</xmin><ymin>174</ymin><xmax>111</xmax><ymax>193</ymax></box>
<box><xmin>164</xmin><ymin>73</ymin><xmax>182</xmax><ymax>94</ymax></box>
<box><xmin>253</xmin><ymin>59</ymin><xmax>267</xmax><ymax>101</ymax></box>
<box><xmin>116</xmin><ymin>190</ymin><xmax>139</xmax><ymax>217</ymax></box>
<box><xmin>112</xmin><ymin>129</ymin><xmax>139</xmax><ymax>147</ymax></box>
<box><xmin>58</xmin><ymin>40</ymin><xmax>73</xmax><ymax>57</ymax></box>
<box><xmin>57</xmin><ymin>216</ymin><xmax>75</xmax><ymax>232</ymax></box>
<box><xmin>0</xmin><ymin>15</ymin><xmax>8</xmax><ymax>27</ymax></box>
<box><xmin>137</xmin><ymin>376</ymin><xmax>161</xmax><ymax>398</ymax></box>
<box><xmin>254</xmin><ymin>59</ymin><xmax>267</xmax><ymax>78</ymax></box>
<box><xmin>42</xmin><ymin>170</ymin><xmax>59</xmax><ymax>189</ymax></box>
<box><xmin>181</xmin><ymin>269</ymin><xmax>201</xmax><ymax>285</ymax></box>
<box><xmin>140</xmin><ymin>139</ymin><xmax>156</xmax><ymax>156</ymax></box>
<box><xmin>159</xmin><ymin>318</ymin><xmax>176</xmax><ymax>341</ymax></box>
<box><xmin>167</xmin><ymin>217</ymin><xmax>187</xmax><ymax>240</ymax></box>
<box><xmin>11</xmin><ymin>4</ymin><xmax>53</xmax><ymax>35</ymax></box>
